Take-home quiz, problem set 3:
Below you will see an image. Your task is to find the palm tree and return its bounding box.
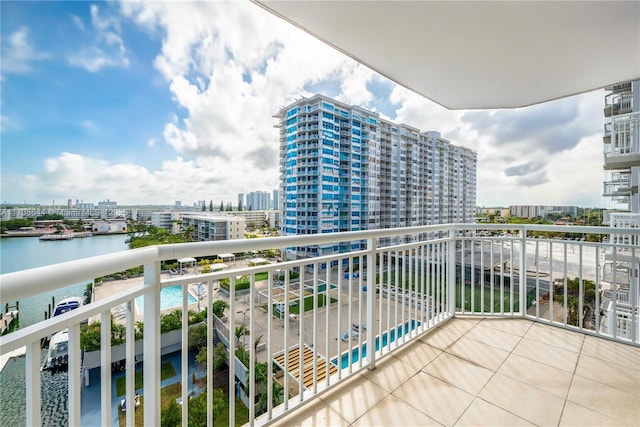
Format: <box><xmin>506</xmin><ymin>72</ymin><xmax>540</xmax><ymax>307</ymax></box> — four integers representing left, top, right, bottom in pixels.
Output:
<box><xmin>235</xmin><ymin>324</ymin><xmax>249</xmax><ymax>349</ymax></box>
<box><xmin>182</xmin><ymin>225</ymin><xmax>195</xmax><ymax>242</ymax></box>
<box><xmin>553</xmin><ymin>277</ymin><xmax>596</xmax><ymax>327</ymax></box>
<box><xmin>256</xmin><ymin>377</ymin><xmax>285</xmax><ymax>415</ymax></box>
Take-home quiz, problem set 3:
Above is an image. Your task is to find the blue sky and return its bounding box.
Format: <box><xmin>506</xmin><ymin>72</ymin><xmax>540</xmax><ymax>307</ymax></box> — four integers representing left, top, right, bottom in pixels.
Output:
<box><xmin>1</xmin><ymin>1</ymin><xmax>606</xmax><ymax>208</ymax></box>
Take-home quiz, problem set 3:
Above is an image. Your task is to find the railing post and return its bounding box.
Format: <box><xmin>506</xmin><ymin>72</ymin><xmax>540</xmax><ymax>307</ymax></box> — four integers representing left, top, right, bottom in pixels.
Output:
<box><xmin>448</xmin><ymin>229</ymin><xmax>456</xmax><ymax>316</ymax></box>
<box><xmin>25</xmin><ymin>340</ymin><xmax>41</xmax><ymax>427</ymax></box>
<box><xmin>366</xmin><ymin>237</ymin><xmax>376</xmax><ymax>370</ymax></box>
<box><xmin>143</xmin><ymin>261</ymin><xmax>161</xmax><ymax>426</ymax></box>
<box><xmin>100</xmin><ymin>310</ymin><xmax>112</xmax><ymax>426</ymax></box>
<box><xmin>519</xmin><ymin>229</ymin><xmax>526</xmax><ymax>317</ymax></box>
<box><xmin>69</xmin><ymin>322</ymin><xmax>82</xmax><ymax>426</ymax></box>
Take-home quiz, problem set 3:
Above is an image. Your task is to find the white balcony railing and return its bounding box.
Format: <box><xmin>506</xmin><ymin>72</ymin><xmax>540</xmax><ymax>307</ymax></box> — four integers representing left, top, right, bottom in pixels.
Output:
<box><xmin>604</xmin><ymin>111</ymin><xmax>640</xmax><ymax>159</ymax></box>
<box><xmin>1</xmin><ymin>224</ymin><xmax>639</xmax><ymax>426</ymax></box>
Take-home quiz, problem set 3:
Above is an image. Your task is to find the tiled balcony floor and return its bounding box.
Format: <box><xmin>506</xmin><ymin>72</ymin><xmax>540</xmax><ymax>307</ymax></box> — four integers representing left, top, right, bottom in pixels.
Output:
<box><xmin>271</xmin><ymin>317</ymin><xmax>640</xmax><ymax>426</ymax></box>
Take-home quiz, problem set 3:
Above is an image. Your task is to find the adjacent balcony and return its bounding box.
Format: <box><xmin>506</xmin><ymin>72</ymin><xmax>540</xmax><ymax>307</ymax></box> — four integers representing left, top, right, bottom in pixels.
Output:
<box><xmin>603</xmin><ymin>112</ymin><xmax>640</xmax><ymax>170</ymax></box>
<box><xmin>1</xmin><ymin>224</ymin><xmax>639</xmax><ymax>426</ymax></box>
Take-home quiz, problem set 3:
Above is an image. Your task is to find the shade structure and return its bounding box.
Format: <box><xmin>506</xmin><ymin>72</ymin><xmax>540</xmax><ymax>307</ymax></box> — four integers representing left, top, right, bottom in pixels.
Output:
<box><xmin>254</xmin><ymin>1</ymin><xmax>640</xmax><ymax>109</ymax></box>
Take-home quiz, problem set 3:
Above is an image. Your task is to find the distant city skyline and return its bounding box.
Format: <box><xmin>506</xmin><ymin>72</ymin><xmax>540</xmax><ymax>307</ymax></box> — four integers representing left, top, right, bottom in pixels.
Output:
<box><xmin>2</xmin><ymin>2</ymin><xmax>605</xmax><ymax>208</ymax></box>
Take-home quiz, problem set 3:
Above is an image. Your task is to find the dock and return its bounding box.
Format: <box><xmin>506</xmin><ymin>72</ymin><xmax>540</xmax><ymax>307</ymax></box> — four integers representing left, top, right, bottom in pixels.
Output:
<box><xmin>0</xmin><ymin>346</ymin><xmax>26</xmax><ymax>373</ymax></box>
<box><xmin>0</xmin><ymin>308</ymin><xmax>19</xmax><ymax>335</ymax></box>
<box><xmin>40</xmin><ymin>232</ymin><xmax>93</xmax><ymax>241</ymax></box>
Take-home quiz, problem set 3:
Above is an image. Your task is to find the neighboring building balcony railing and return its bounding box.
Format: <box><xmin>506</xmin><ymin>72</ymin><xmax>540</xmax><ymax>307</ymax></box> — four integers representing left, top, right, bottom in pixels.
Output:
<box><xmin>603</xmin><ymin>112</ymin><xmax>640</xmax><ymax>169</ymax></box>
<box><xmin>1</xmin><ymin>224</ymin><xmax>640</xmax><ymax>426</ymax></box>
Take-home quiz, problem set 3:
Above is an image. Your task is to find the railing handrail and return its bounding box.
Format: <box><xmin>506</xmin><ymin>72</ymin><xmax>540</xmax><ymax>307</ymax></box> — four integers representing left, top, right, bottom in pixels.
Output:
<box><xmin>0</xmin><ymin>224</ymin><xmax>453</xmax><ymax>303</ymax></box>
<box><xmin>2</xmin><ymin>223</ymin><xmax>638</xmax><ymax>305</ymax></box>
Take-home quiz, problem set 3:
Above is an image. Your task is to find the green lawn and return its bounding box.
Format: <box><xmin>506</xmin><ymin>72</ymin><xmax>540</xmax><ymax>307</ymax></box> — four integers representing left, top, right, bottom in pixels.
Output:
<box><xmin>220</xmin><ymin>272</ymin><xmax>270</xmax><ymax>291</ymax></box>
<box><xmin>271</xmin><ymin>295</ymin><xmax>338</xmax><ymax>317</ymax></box>
<box><xmin>455</xmin><ymin>282</ymin><xmax>520</xmax><ymax>313</ymax></box>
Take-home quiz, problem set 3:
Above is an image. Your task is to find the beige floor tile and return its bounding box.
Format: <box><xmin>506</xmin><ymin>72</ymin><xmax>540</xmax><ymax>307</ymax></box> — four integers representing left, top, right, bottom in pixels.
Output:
<box><xmin>420</xmin><ymin>323</ymin><xmax>465</xmax><ymax>350</ymax></box>
<box><xmin>456</xmin><ymin>398</ymin><xmax>535</xmax><ymax>426</ymax></box>
<box><xmin>581</xmin><ymin>335</ymin><xmax>640</xmax><ymax>371</ymax></box>
<box><xmin>270</xmin><ymin>398</ymin><xmax>348</xmax><ymax>427</ymax></box>
<box><xmin>319</xmin><ymin>373</ymin><xmax>389</xmax><ymax>424</ymax></box>
<box><xmin>464</xmin><ymin>323</ymin><xmax>522</xmax><ymax>352</ymax></box>
<box><xmin>512</xmin><ymin>337</ymin><xmax>579</xmax><ymax>373</ymax></box>
<box><xmin>479</xmin><ymin>317</ymin><xmax>533</xmax><ymax>337</ymax></box>
<box><xmin>560</xmin><ymin>401</ymin><xmax>632</xmax><ymax>427</ymax></box>
<box><xmin>446</xmin><ymin>335</ymin><xmax>510</xmax><ymax>371</ymax></box>
<box><xmin>393</xmin><ymin>372</ymin><xmax>474</xmax><ymax>426</ymax></box>
<box><xmin>575</xmin><ymin>354</ymin><xmax>640</xmax><ymax>396</ymax></box>
<box><xmin>479</xmin><ymin>373</ymin><xmax>565</xmax><ymax>426</ymax></box>
<box><xmin>524</xmin><ymin>322</ymin><xmax>584</xmax><ymax>352</ymax></box>
<box><xmin>390</xmin><ymin>339</ymin><xmax>443</xmax><ymax>371</ymax></box>
<box><xmin>351</xmin><ymin>394</ymin><xmax>443</xmax><ymax>427</ymax></box>
<box><xmin>452</xmin><ymin>316</ymin><xmax>483</xmax><ymax>324</ymax></box>
<box><xmin>361</xmin><ymin>352</ymin><xmax>420</xmax><ymax>393</ymax></box>
<box><xmin>423</xmin><ymin>352</ymin><xmax>494</xmax><ymax>395</ymax></box>
<box><xmin>498</xmin><ymin>353</ymin><xmax>573</xmax><ymax>398</ymax></box>
<box><xmin>567</xmin><ymin>374</ymin><xmax>640</xmax><ymax>426</ymax></box>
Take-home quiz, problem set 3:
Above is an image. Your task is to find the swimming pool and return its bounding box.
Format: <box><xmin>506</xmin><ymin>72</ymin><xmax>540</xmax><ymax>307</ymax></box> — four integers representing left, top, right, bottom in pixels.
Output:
<box><xmin>135</xmin><ymin>285</ymin><xmax>197</xmax><ymax>314</ymax></box>
<box><xmin>331</xmin><ymin>319</ymin><xmax>421</xmax><ymax>369</ymax></box>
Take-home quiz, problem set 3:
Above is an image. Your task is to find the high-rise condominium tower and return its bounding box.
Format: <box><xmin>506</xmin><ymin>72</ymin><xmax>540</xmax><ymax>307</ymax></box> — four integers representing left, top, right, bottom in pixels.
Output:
<box><xmin>276</xmin><ymin>94</ymin><xmax>476</xmax><ymax>259</ymax></box>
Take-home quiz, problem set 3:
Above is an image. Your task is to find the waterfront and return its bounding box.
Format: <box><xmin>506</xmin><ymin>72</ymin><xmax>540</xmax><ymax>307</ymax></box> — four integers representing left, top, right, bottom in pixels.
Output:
<box><xmin>0</xmin><ymin>234</ymin><xmax>129</xmax><ymax>426</ymax></box>
<box><xmin>0</xmin><ymin>234</ymin><xmax>129</xmax><ymax>327</ymax></box>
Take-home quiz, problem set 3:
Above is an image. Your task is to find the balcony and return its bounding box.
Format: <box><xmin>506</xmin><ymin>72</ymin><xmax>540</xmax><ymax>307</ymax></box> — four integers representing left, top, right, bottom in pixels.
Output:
<box><xmin>603</xmin><ymin>112</ymin><xmax>640</xmax><ymax>170</ymax></box>
<box><xmin>1</xmin><ymin>224</ymin><xmax>639</xmax><ymax>426</ymax></box>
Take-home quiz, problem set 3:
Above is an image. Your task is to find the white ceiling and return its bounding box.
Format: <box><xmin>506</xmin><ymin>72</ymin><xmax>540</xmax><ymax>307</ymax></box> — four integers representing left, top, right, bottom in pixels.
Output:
<box><xmin>254</xmin><ymin>1</ymin><xmax>640</xmax><ymax>110</ymax></box>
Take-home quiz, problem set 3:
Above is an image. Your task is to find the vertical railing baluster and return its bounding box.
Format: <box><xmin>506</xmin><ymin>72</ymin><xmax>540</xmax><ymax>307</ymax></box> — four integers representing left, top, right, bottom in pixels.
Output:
<box><xmin>480</xmin><ymin>239</ymin><xmax>485</xmax><ymax>314</ymax></box>
<box><xmin>448</xmin><ymin>229</ymin><xmax>456</xmax><ymax>317</ymax></box>
<box><xmin>100</xmin><ymin>310</ymin><xmax>112</xmax><ymax>426</ymax></box>
<box><xmin>519</xmin><ymin>229</ymin><xmax>526</xmax><ymax>317</ymax></box>
<box><xmin>143</xmin><ymin>261</ymin><xmax>161</xmax><ymax>427</ymax></box>
<box><xmin>181</xmin><ymin>284</ymin><xmax>188</xmax><ymax>426</ymax></box>
<box><xmin>283</xmin><ymin>269</ymin><xmax>289</xmax><ymax>411</ymax></box>
<box><xmin>578</xmin><ymin>245</ymin><xmax>584</xmax><ymax>331</ymax></box>
<box><xmin>248</xmin><ymin>273</ymin><xmax>255</xmax><ymax>426</ymax></box>
<box><xmin>366</xmin><ymin>237</ymin><xmax>376</xmax><ymax>370</ymax></box>
<box><xmin>125</xmin><ymin>301</ymin><xmax>135</xmax><ymax>427</ymax></box>
<box><xmin>312</xmin><ymin>262</ymin><xmax>318</xmax><ymax>390</ymax></box>
<box><xmin>563</xmin><ymin>244</ymin><xmax>568</xmax><ymax>326</ymax></box>
<box><xmin>594</xmin><ymin>246</ymin><xmax>599</xmax><ymax>334</ymax></box>
<box><xmin>207</xmin><ymin>280</ymin><xmax>214</xmax><ymax>427</ymax></box>
<box><xmin>25</xmin><ymin>340</ymin><xmax>41</xmax><ymax>426</ymax></box>
<box><xmin>535</xmin><ymin>241</ymin><xmax>540</xmax><ymax>320</ymax></box>
<box><xmin>324</xmin><ymin>262</ymin><xmax>331</xmax><ymax>384</ymax></box>
<box><xmin>228</xmin><ymin>277</ymin><xmax>236</xmax><ymax>427</ymax></box>
<box><xmin>69</xmin><ymin>322</ymin><xmax>81</xmax><ymax>425</ymax></box>
<box><xmin>266</xmin><ymin>271</ymin><xmax>274</xmax><ymax>419</ymax></box>
<box><xmin>549</xmin><ymin>241</ymin><xmax>554</xmax><ymax>323</ymax></box>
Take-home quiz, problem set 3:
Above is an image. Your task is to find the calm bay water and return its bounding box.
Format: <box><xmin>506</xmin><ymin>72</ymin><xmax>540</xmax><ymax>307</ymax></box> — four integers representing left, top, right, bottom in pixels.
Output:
<box><xmin>1</xmin><ymin>234</ymin><xmax>129</xmax><ymax>327</ymax></box>
<box><xmin>0</xmin><ymin>234</ymin><xmax>129</xmax><ymax>426</ymax></box>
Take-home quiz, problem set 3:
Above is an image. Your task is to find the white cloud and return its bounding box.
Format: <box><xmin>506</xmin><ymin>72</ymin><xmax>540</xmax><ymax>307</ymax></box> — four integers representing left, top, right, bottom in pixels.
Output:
<box><xmin>1</xmin><ymin>115</ymin><xmax>21</xmax><ymax>132</ymax></box>
<box><xmin>117</xmin><ymin>1</ymin><xmax>353</xmax><ymax>198</ymax></box>
<box><xmin>1</xmin><ymin>152</ymin><xmax>233</xmax><ymax>205</ymax></box>
<box><xmin>68</xmin><ymin>4</ymin><xmax>129</xmax><ymax>72</ymax></box>
<box><xmin>1</xmin><ymin>3</ymin><xmax>608</xmax><ymax>209</ymax></box>
<box><xmin>1</xmin><ymin>26</ymin><xmax>50</xmax><ymax>74</ymax></box>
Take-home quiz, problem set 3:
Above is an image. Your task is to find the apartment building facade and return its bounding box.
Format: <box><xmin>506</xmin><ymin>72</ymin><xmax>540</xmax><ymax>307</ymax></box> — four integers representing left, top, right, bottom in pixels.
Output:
<box><xmin>601</xmin><ymin>80</ymin><xmax>640</xmax><ymax>340</ymax></box>
<box><xmin>277</xmin><ymin>94</ymin><xmax>476</xmax><ymax>258</ymax></box>
<box><xmin>181</xmin><ymin>213</ymin><xmax>245</xmax><ymax>242</ymax></box>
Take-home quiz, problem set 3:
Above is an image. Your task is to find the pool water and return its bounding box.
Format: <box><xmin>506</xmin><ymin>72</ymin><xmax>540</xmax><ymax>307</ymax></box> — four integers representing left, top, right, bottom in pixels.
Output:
<box><xmin>332</xmin><ymin>319</ymin><xmax>421</xmax><ymax>369</ymax></box>
<box><xmin>135</xmin><ymin>285</ymin><xmax>197</xmax><ymax>314</ymax></box>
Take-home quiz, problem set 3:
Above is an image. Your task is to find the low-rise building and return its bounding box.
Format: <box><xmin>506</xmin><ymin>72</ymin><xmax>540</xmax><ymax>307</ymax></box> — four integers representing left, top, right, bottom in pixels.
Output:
<box><xmin>181</xmin><ymin>213</ymin><xmax>245</xmax><ymax>241</ymax></box>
